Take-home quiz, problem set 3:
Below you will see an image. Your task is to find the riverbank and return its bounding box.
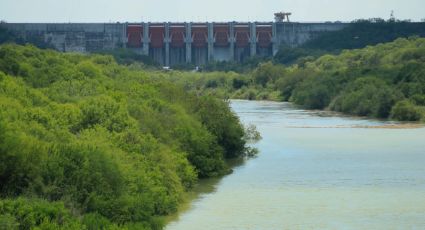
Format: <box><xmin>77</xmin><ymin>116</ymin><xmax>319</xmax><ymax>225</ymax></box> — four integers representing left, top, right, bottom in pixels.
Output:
<box><xmin>164</xmin><ymin>155</ymin><xmax>249</xmax><ymax>225</ymax></box>
<box><xmin>164</xmin><ymin>37</ymin><xmax>425</xmax><ymax>123</ymax></box>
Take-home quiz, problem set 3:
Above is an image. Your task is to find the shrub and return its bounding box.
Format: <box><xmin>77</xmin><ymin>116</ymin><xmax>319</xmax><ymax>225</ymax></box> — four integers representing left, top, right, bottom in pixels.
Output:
<box><xmin>390</xmin><ymin>100</ymin><xmax>422</xmax><ymax>121</ymax></box>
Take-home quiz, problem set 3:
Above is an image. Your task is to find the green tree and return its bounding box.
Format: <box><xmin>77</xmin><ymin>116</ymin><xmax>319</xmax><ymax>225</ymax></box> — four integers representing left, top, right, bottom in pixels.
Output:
<box><xmin>390</xmin><ymin>100</ymin><xmax>422</xmax><ymax>121</ymax></box>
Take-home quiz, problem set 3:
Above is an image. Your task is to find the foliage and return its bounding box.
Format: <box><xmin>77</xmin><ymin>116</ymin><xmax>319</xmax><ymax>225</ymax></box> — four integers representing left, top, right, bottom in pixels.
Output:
<box><xmin>291</xmin><ymin>73</ymin><xmax>343</xmax><ymax>110</ymax></box>
<box><xmin>202</xmin><ymin>56</ymin><xmax>268</xmax><ymax>73</ymax></box>
<box><xmin>273</xmin><ymin>46</ymin><xmax>327</xmax><ymax>65</ymax></box>
<box><xmin>172</xmin><ymin>37</ymin><xmax>425</xmax><ymax>122</ymax></box>
<box><xmin>273</xmin><ymin>19</ymin><xmax>425</xmax><ymax>65</ymax></box>
<box><xmin>0</xmin><ymin>44</ymin><xmax>249</xmax><ymax>229</ymax></box>
<box><xmin>194</xmin><ymin>97</ymin><xmax>246</xmax><ymax>159</ymax></box>
<box><xmin>95</xmin><ymin>48</ymin><xmax>159</xmax><ymax>67</ymax></box>
<box><xmin>390</xmin><ymin>100</ymin><xmax>423</xmax><ymax>121</ymax></box>
<box><xmin>303</xmin><ymin>19</ymin><xmax>425</xmax><ymax>51</ymax></box>
<box><xmin>266</xmin><ymin>37</ymin><xmax>425</xmax><ymax>120</ymax></box>
<box><xmin>330</xmin><ymin>77</ymin><xmax>402</xmax><ymax>118</ymax></box>
<box><xmin>252</xmin><ymin>62</ymin><xmax>285</xmax><ymax>87</ymax></box>
<box><xmin>243</xmin><ymin>124</ymin><xmax>262</xmax><ymax>143</ymax></box>
<box><xmin>0</xmin><ymin>198</ymin><xmax>84</xmax><ymax>230</ymax></box>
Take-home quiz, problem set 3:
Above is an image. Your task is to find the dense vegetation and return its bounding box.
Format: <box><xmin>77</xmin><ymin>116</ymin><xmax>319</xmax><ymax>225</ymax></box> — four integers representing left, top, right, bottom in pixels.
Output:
<box><xmin>95</xmin><ymin>49</ymin><xmax>158</xmax><ymax>67</ymax></box>
<box><xmin>274</xmin><ymin>19</ymin><xmax>425</xmax><ymax>65</ymax></box>
<box><xmin>275</xmin><ymin>37</ymin><xmax>425</xmax><ymax>121</ymax></box>
<box><xmin>304</xmin><ymin>19</ymin><xmax>425</xmax><ymax>51</ymax></box>
<box><xmin>168</xmin><ymin>37</ymin><xmax>425</xmax><ymax>121</ymax></box>
<box><xmin>0</xmin><ymin>44</ymin><xmax>253</xmax><ymax>229</ymax></box>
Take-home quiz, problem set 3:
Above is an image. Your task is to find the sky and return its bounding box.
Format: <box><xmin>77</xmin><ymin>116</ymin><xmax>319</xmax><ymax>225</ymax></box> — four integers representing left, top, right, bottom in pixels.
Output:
<box><xmin>1</xmin><ymin>0</ymin><xmax>424</xmax><ymax>23</ymax></box>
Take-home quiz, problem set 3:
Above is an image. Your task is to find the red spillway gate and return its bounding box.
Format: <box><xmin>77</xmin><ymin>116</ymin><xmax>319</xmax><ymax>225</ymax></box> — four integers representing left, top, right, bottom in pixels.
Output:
<box><xmin>149</xmin><ymin>24</ymin><xmax>165</xmax><ymax>48</ymax></box>
<box><xmin>235</xmin><ymin>25</ymin><xmax>250</xmax><ymax>47</ymax></box>
<box><xmin>257</xmin><ymin>25</ymin><xmax>272</xmax><ymax>48</ymax></box>
<box><xmin>127</xmin><ymin>23</ymin><xmax>272</xmax><ymax>50</ymax></box>
<box><xmin>214</xmin><ymin>24</ymin><xmax>229</xmax><ymax>47</ymax></box>
<box><xmin>170</xmin><ymin>24</ymin><xmax>185</xmax><ymax>48</ymax></box>
<box><xmin>127</xmin><ymin>24</ymin><xmax>143</xmax><ymax>48</ymax></box>
<box><xmin>192</xmin><ymin>24</ymin><xmax>207</xmax><ymax>48</ymax></box>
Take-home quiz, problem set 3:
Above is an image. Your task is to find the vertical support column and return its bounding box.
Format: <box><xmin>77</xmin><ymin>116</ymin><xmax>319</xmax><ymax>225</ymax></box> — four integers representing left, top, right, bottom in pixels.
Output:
<box><xmin>142</xmin><ymin>22</ymin><xmax>150</xmax><ymax>56</ymax></box>
<box><xmin>228</xmin><ymin>22</ymin><xmax>235</xmax><ymax>61</ymax></box>
<box><xmin>185</xmin><ymin>22</ymin><xmax>192</xmax><ymax>64</ymax></box>
<box><xmin>123</xmin><ymin>22</ymin><xmax>128</xmax><ymax>48</ymax></box>
<box><xmin>164</xmin><ymin>22</ymin><xmax>170</xmax><ymax>66</ymax></box>
<box><xmin>272</xmin><ymin>22</ymin><xmax>278</xmax><ymax>56</ymax></box>
<box><xmin>207</xmin><ymin>22</ymin><xmax>214</xmax><ymax>62</ymax></box>
<box><xmin>249</xmin><ymin>22</ymin><xmax>257</xmax><ymax>57</ymax></box>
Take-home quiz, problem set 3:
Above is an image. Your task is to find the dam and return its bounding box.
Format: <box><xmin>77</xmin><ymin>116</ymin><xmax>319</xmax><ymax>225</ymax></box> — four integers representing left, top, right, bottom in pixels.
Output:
<box><xmin>1</xmin><ymin>21</ymin><xmax>348</xmax><ymax>66</ymax></box>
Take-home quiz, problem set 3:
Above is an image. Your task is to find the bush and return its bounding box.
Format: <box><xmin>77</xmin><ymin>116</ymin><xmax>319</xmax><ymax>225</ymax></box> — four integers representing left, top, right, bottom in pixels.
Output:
<box><xmin>411</xmin><ymin>94</ymin><xmax>425</xmax><ymax>106</ymax></box>
<box><xmin>82</xmin><ymin>212</ymin><xmax>116</xmax><ymax>230</ymax></box>
<box><xmin>0</xmin><ymin>198</ymin><xmax>83</xmax><ymax>230</ymax></box>
<box><xmin>390</xmin><ymin>100</ymin><xmax>422</xmax><ymax>121</ymax></box>
<box><xmin>330</xmin><ymin>77</ymin><xmax>402</xmax><ymax>118</ymax></box>
<box><xmin>252</xmin><ymin>62</ymin><xmax>285</xmax><ymax>87</ymax></box>
<box><xmin>291</xmin><ymin>74</ymin><xmax>340</xmax><ymax>110</ymax></box>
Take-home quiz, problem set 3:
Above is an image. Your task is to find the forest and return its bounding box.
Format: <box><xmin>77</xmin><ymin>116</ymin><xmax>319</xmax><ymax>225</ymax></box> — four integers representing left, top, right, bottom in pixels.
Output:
<box><xmin>165</xmin><ymin>37</ymin><xmax>425</xmax><ymax>121</ymax></box>
<box><xmin>0</xmin><ymin>44</ymin><xmax>254</xmax><ymax>229</ymax></box>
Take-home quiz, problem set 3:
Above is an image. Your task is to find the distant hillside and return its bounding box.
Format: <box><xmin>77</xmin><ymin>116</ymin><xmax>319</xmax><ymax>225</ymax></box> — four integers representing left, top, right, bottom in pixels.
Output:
<box><xmin>274</xmin><ymin>19</ymin><xmax>425</xmax><ymax>65</ymax></box>
<box><xmin>304</xmin><ymin>19</ymin><xmax>425</xmax><ymax>50</ymax></box>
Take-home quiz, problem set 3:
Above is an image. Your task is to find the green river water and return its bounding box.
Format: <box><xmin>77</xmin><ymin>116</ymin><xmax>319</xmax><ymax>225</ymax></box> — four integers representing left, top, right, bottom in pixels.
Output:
<box><xmin>166</xmin><ymin>100</ymin><xmax>425</xmax><ymax>230</ymax></box>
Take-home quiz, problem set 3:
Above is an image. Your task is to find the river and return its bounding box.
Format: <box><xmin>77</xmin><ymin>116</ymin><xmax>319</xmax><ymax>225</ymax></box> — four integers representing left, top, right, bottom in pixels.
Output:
<box><xmin>166</xmin><ymin>100</ymin><xmax>425</xmax><ymax>229</ymax></box>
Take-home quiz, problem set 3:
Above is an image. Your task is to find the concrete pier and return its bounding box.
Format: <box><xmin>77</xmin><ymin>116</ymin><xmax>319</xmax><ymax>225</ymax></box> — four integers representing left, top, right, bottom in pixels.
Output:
<box><xmin>272</xmin><ymin>22</ymin><xmax>278</xmax><ymax>56</ymax></box>
<box><xmin>185</xmin><ymin>22</ymin><xmax>192</xmax><ymax>64</ymax></box>
<box><xmin>229</xmin><ymin>22</ymin><xmax>235</xmax><ymax>61</ymax></box>
<box><xmin>207</xmin><ymin>22</ymin><xmax>214</xmax><ymax>62</ymax></box>
<box><xmin>164</xmin><ymin>22</ymin><xmax>170</xmax><ymax>66</ymax></box>
<box><xmin>249</xmin><ymin>22</ymin><xmax>257</xmax><ymax>57</ymax></box>
<box><xmin>142</xmin><ymin>23</ymin><xmax>150</xmax><ymax>56</ymax></box>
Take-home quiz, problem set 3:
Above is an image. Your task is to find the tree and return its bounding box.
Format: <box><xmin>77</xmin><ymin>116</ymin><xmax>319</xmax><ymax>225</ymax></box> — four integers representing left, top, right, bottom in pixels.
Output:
<box><xmin>390</xmin><ymin>100</ymin><xmax>422</xmax><ymax>121</ymax></box>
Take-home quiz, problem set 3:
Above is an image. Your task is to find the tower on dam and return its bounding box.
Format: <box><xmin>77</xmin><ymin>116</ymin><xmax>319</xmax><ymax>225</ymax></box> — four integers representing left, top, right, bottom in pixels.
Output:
<box><xmin>1</xmin><ymin>20</ymin><xmax>348</xmax><ymax>66</ymax></box>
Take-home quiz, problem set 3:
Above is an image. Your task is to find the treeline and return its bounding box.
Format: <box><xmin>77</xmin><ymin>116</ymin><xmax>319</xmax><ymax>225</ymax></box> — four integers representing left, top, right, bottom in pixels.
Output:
<box><xmin>268</xmin><ymin>37</ymin><xmax>425</xmax><ymax>121</ymax></box>
<box><xmin>94</xmin><ymin>49</ymin><xmax>159</xmax><ymax>67</ymax></box>
<box><xmin>169</xmin><ymin>37</ymin><xmax>425</xmax><ymax>121</ymax></box>
<box><xmin>0</xmin><ymin>44</ymin><xmax>251</xmax><ymax>229</ymax></box>
<box><xmin>274</xmin><ymin>18</ymin><xmax>425</xmax><ymax>65</ymax></box>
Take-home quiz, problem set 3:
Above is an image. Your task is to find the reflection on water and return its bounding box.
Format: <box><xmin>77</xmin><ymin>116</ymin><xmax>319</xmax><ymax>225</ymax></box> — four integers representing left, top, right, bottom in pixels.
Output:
<box><xmin>166</xmin><ymin>100</ymin><xmax>425</xmax><ymax>229</ymax></box>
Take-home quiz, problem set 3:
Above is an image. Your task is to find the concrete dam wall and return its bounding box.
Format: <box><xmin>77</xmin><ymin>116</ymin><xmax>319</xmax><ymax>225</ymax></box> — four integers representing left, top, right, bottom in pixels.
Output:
<box><xmin>1</xmin><ymin>22</ymin><xmax>348</xmax><ymax>66</ymax></box>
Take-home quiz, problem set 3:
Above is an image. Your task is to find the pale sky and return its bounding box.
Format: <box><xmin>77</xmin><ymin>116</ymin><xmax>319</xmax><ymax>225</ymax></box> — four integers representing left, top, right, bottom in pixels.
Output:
<box><xmin>1</xmin><ymin>0</ymin><xmax>424</xmax><ymax>23</ymax></box>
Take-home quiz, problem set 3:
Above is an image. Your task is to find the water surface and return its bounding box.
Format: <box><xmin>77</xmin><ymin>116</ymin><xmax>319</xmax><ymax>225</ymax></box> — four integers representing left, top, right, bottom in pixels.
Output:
<box><xmin>167</xmin><ymin>100</ymin><xmax>425</xmax><ymax>229</ymax></box>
